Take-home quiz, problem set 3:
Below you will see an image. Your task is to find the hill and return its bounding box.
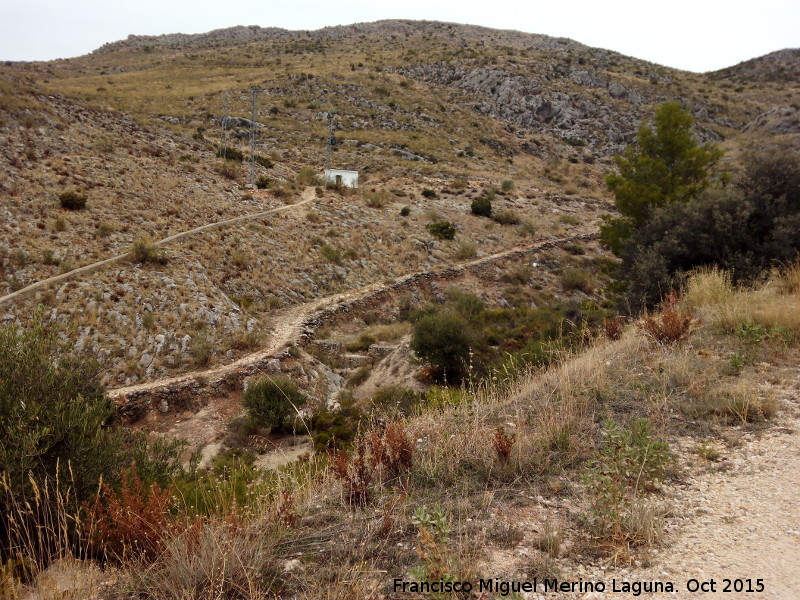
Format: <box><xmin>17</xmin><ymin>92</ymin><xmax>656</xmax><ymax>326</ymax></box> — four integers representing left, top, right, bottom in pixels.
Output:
<box><xmin>1</xmin><ymin>21</ymin><xmax>800</xmax><ymax>597</ymax></box>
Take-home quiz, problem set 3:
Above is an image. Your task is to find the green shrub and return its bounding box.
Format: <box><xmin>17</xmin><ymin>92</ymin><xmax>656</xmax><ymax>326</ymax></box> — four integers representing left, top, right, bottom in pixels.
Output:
<box><xmin>254</xmin><ymin>155</ymin><xmax>273</xmax><ymax>168</ymax></box>
<box><xmin>344</xmin><ymin>333</ymin><xmax>377</xmax><ymax>352</ymax></box>
<box><xmin>59</xmin><ymin>191</ymin><xmax>86</xmax><ymax>210</ymax></box>
<box><xmin>559</xmin><ymin>214</ymin><xmax>579</xmax><ymax>225</ymax></box>
<box><xmin>310</xmin><ymin>402</ymin><xmax>363</xmax><ymax>452</ymax></box>
<box><xmin>563</xmin><ymin>243</ymin><xmax>585</xmax><ymax>255</ymax></box>
<box><xmin>190</xmin><ymin>333</ymin><xmax>214</xmax><ymax>366</ymax></box>
<box><xmin>370</xmin><ymin>386</ymin><xmax>421</xmax><ymax>416</ymax></box>
<box><xmin>0</xmin><ymin>321</ymin><xmax>184</xmax><ymax>560</ymax></box>
<box><xmin>0</xmin><ymin>320</ymin><xmax>117</xmax><ymax>507</ymax></box>
<box><xmin>471</xmin><ymin>196</ymin><xmax>492</xmax><ymax>218</ymax></box>
<box><xmin>426</xmin><ymin>221</ymin><xmax>456</xmax><ymax>240</ymax></box>
<box><xmin>296</xmin><ymin>166</ymin><xmax>320</xmax><ymax>186</ymax></box>
<box><xmin>400</xmin><ymin>206</ymin><xmax>411</xmax><ymax>217</ymax></box>
<box><xmin>411</xmin><ymin>311</ymin><xmax>472</xmax><ymax>381</ymax></box>
<box><xmin>618</xmin><ymin>144</ymin><xmax>800</xmax><ymax>309</ymax></box>
<box><xmin>492</xmin><ymin>211</ymin><xmax>520</xmax><ymax>225</ymax></box>
<box><xmin>243</xmin><ymin>377</ymin><xmax>305</xmax><ymax>432</ymax></box>
<box><xmin>501</xmin><ymin>180</ymin><xmax>515</xmax><ymax>192</ymax></box>
<box><xmin>445</xmin><ymin>287</ymin><xmax>485</xmax><ymax>317</ymax></box>
<box><xmin>320</xmin><ymin>243</ymin><xmax>343</xmax><ymax>264</ymax></box>
<box><xmin>216</xmin><ymin>147</ymin><xmax>243</xmax><ymax>162</ymax></box>
<box><xmin>560</xmin><ymin>268</ymin><xmax>593</xmax><ymax>293</ymax></box>
<box><xmin>230</xmin><ymin>250</ymin><xmax>249</xmax><ymax>269</ymax></box>
<box><xmin>215</xmin><ymin>161</ymin><xmax>239</xmax><ymax>180</ymax></box>
<box><xmin>583</xmin><ymin>419</ymin><xmax>670</xmax><ymax>540</ymax></box>
<box><xmin>421</xmin><ymin>188</ymin><xmax>437</xmax><ymax>199</ymax></box>
<box><xmin>601</xmin><ymin>101</ymin><xmax>722</xmax><ymax>255</ymax></box>
<box><xmin>453</xmin><ymin>241</ymin><xmax>477</xmax><ymax>259</ymax></box>
<box><xmin>130</xmin><ymin>238</ymin><xmax>167</xmax><ymax>265</ymax></box>
<box><xmin>255</xmin><ymin>175</ymin><xmax>272</xmax><ymax>189</ymax></box>
<box><xmin>347</xmin><ymin>366</ymin><xmax>371</xmax><ymax>388</ymax></box>
<box><xmin>365</xmin><ymin>191</ymin><xmax>389</xmax><ymax>208</ymax></box>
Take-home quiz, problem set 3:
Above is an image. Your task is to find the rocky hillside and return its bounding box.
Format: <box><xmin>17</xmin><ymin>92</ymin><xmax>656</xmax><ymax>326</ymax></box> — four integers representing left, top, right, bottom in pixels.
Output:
<box><xmin>709</xmin><ymin>48</ymin><xmax>800</xmax><ymax>83</ymax></box>
<box><xmin>1</xmin><ymin>21</ymin><xmax>798</xmax><ymax>390</ymax></box>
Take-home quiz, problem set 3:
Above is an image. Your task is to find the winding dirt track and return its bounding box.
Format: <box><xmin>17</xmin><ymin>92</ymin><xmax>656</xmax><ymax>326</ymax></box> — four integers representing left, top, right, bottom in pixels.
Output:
<box><xmin>0</xmin><ymin>195</ymin><xmax>315</xmax><ymax>309</ymax></box>
<box><xmin>108</xmin><ymin>231</ymin><xmax>598</xmax><ymax>400</ymax></box>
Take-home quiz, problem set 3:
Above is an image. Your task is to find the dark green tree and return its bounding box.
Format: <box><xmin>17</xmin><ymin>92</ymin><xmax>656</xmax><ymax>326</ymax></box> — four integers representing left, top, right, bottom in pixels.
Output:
<box><xmin>617</xmin><ymin>146</ymin><xmax>800</xmax><ymax>308</ymax></box>
<box><xmin>601</xmin><ymin>101</ymin><xmax>722</xmax><ymax>255</ymax></box>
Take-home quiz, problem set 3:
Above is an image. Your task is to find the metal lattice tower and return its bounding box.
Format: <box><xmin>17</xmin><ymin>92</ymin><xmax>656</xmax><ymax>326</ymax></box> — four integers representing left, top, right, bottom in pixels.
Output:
<box><xmin>325</xmin><ymin>111</ymin><xmax>336</xmax><ymax>173</ymax></box>
<box><xmin>221</xmin><ymin>91</ymin><xmax>230</xmax><ymax>159</ymax></box>
<box><xmin>248</xmin><ymin>86</ymin><xmax>260</xmax><ymax>187</ymax></box>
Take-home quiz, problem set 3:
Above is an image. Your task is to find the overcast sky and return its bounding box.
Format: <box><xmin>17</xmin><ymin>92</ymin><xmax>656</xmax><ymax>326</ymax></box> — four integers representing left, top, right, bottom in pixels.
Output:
<box><xmin>1</xmin><ymin>0</ymin><xmax>798</xmax><ymax>72</ymax></box>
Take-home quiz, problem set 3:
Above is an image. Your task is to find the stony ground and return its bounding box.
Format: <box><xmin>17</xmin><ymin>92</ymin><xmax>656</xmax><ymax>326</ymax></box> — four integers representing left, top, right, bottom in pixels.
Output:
<box><xmin>626</xmin><ymin>392</ymin><xmax>800</xmax><ymax>598</ymax></box>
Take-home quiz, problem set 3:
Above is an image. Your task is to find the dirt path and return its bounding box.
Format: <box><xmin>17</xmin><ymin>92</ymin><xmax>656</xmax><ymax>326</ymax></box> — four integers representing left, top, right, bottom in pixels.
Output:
<box><xmin>628</xmin><ymin>384</ymin><xmax>800</xmax><ymax>599</ymax></box>
<box><xmin>0</xmin><ymin>191</ymin><xmax>315</xmax><ymax>308</ymax></box>
<box><xmin>551</xmin><ymin>369</ymin><xmax>800</xmax><ymax>599</ymax></box>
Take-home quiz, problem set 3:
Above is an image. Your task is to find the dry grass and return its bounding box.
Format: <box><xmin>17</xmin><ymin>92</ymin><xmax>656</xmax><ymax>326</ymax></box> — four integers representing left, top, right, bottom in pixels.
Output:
<box><xmin>688</xmin><ymin>379</ymin><xmax>778</xmax><ymax>424</ymax></box>
<box><xmin>683</xmin><ymin>263</ymin><xmax>800</xmax><ymax>334</ymax></box>
<box><xmin>622</xmin><ymin>499</ymin><xmax>670</xmax><ymax>548</ymax></box>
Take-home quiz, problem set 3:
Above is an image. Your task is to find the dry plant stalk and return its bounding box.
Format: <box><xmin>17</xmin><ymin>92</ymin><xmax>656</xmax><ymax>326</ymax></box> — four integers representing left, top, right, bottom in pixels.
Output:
<box><xmin>639</xmin><ymin>292</ymin><xmax>698</xmax><ymax>345</ymax></box>
<box><xmin>86</xmin><ymin>470</ymin><xmax>178</xmax><ymax>564</ymax></box>
<box><xmin>492</xmin><ymin>427</ymin><xmax>516</xmax><ymax>462</ymax></box>
<box><xmin>331</xmin><ymin>421</ymin><xmax>415</xmax><ymax>507</ymax></box>
<box><xmin>603</xmin><ymin>316</ymin><xmax>626</xmax><ymax>341</ymax></box>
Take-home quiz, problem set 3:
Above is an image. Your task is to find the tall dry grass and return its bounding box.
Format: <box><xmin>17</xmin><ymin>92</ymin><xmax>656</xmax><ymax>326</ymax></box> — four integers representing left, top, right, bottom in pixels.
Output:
<box><xmin>1</xmin><ymin>466</ymin><xmax>101</xmax><ymax>600</ymax></box>
<box><xmin>683</xmin><ymin>263</ymin><xmax>800</xmax><ymax>334</ymax></box>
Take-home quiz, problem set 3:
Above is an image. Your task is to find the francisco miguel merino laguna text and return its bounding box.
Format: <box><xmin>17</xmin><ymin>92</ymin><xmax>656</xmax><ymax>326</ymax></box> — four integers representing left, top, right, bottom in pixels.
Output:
<box><xmin>393</xmin><ymin>577</ymin><xmax>677</xmax><ymax>596</ymax></box>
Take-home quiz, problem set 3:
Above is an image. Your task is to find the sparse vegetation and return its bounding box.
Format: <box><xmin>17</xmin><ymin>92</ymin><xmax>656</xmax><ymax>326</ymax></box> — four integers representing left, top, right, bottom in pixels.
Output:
<box><xmin>130</xmin><ymin>238</ymin><xmax>167</xmax><ymax>265</ymax></box>
<box><xmin>296</xmin><ymin>166</ymin><xmax>320</xmax><ymax>186</ymax></box>
<box><xmin>214</xmin><ymin>160</ymin><xmax>239</xmax><ymax>180</ymax></box>
<box><xmin>453</xmin><ymin>240</ymin><xmax>477</xmax><ymax>259</ymax></box>
<box><xmin>583</xmin><ymin>419</ymin><xmax>671</xmax><ymax>545</ymax></box>
<box><xmin>492</xmin><ymin>210</ymin><xmax>520</xmax><ymax>225</ymax></box>
<box><xmin>216</xmin><ymin>146</ymin><xmax>243</xmax><ymax>162</ymax></box>
<box><xmin>3</xmin><ymin>22</ymin><xmax>799</xmax><ymax>598</ymax></box>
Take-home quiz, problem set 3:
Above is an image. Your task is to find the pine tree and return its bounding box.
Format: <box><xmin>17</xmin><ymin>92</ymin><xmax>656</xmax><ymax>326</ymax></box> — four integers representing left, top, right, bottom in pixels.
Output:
<box><xmin>601</xmin><ymin>101</ymin><xmax>722</xmax><ymax>255</ymax></box>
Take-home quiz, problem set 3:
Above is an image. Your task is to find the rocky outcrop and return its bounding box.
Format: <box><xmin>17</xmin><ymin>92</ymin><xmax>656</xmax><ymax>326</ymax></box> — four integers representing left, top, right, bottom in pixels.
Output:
<box><xmin>744</xmin><ymin>107</ymin><xmax>800</xmax><ymax>135</ymax></box>
<box><xmin>397</xmin><ymin>62</ymin><xmax>648</xmax><ymax>154</ymax></box>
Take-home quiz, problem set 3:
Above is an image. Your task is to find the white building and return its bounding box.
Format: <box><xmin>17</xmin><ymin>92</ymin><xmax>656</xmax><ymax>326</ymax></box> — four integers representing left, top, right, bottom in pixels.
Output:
<box><xmin>324</xmin><ymin>168</ymin><xmax>359</xmax><ymax>188</ymax></box>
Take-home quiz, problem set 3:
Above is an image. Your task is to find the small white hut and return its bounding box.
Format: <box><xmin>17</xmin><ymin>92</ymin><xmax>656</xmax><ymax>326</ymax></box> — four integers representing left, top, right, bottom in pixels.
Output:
<box><xmin>324</xmin><ymin>168</ymin><xmax>359</xmax><ymax>188</ymax></box>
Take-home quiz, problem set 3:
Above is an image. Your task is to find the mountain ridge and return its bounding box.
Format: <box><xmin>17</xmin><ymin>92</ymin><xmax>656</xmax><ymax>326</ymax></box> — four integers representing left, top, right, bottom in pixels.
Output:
<box><xmin>90</xmin><ymin>19</ymin><xmax>798</xmax><ymax>76</ymax></box>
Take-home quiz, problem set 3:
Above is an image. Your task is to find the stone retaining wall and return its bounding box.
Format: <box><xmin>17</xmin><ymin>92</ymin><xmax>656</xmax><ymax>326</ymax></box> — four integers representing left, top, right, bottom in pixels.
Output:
<box><xmin>113</xmin><ymin>233</ymin><xmax>598</xmax><ymax>421</ymax></box>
